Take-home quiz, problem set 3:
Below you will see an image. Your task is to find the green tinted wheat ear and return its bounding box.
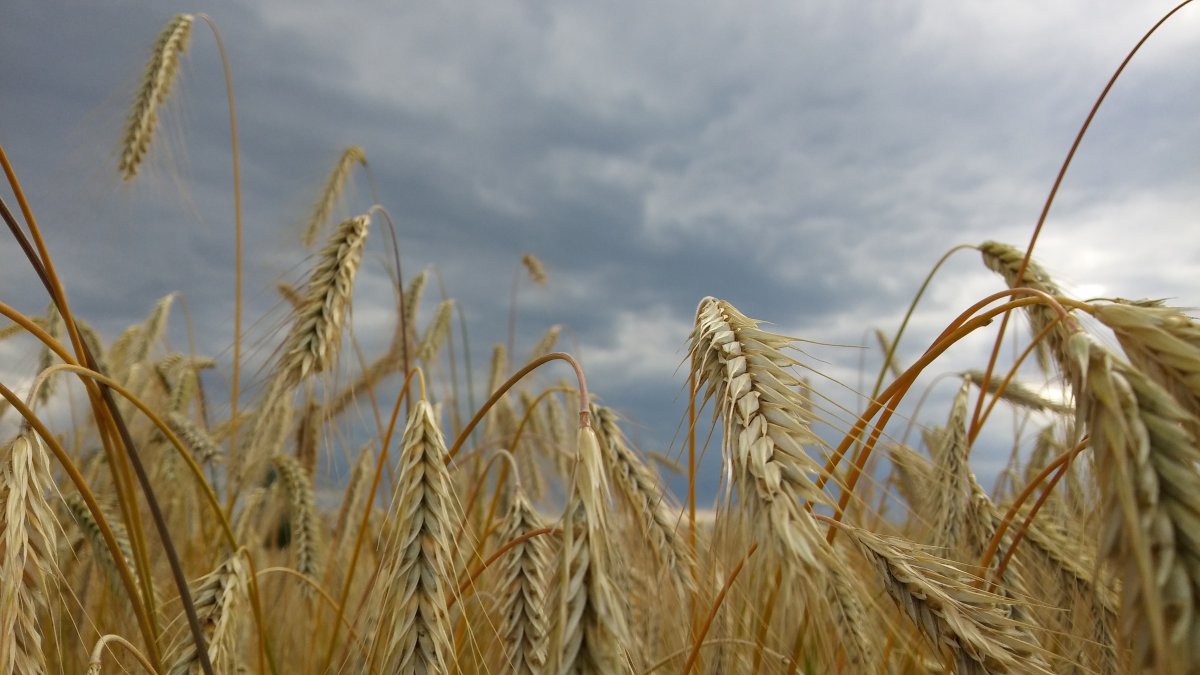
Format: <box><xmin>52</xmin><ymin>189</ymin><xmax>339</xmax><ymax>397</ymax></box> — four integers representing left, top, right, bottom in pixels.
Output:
<box><xmin>689</xmin><ymin>297</ymin><xmax>831</xmax><ymax>569</ymax></box>
<box><xmin>0</xmin><ymin>431</ymin><xmax>58</xmax><ymax>675</ymax></box>
<box><xmin>366</xmin><ymin>400</ymin><xmax>453</xmax><ymax>673</ymax></box>
<box><xmin>303</xmin><ymin>145</ymin><xmax>367</xmax><ymax>247</ymax></box>
<box><xmin>281</xmin><ymin>213</ymin><xmax>370</xmax><ymax>386</ymax></box>
<box><xmin>120</xmin><ymin>14</ymin><xmax>193</xmax><ymax>180</ymax></box>
<box><xmin>1067</xmin><ymin>332</ymin><xmax>1200</xmax><ymax>673</ymax></box>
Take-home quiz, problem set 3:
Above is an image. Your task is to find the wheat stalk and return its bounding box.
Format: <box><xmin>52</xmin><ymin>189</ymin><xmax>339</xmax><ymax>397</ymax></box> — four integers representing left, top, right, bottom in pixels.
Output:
<box><xmin>302</xmin><ymin>145</ymin><xmax>367</xmax><ymax>247</ymax></box>
<box><xmin>119</xmin><ymin>14</ymin><xmax>193</xmax><ymax>180</ymax></box>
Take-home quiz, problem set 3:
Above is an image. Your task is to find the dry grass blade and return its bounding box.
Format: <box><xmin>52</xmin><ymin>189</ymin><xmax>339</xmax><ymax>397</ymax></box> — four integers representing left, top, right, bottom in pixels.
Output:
<box><xmin>1067</xmin><ymin>332</ymin><xmax>1200</xmax><ymax>673</ymax></box>
<box><xmin>302</xmin><ymin>145</ymin><xmax>367</xmax><ymax>247</ymax></box>
<box><xmin>0</xmin><ymin>431</ymin><xmax>57</xmax><ymax>675</ymax></box>
<box><xmin>119</xmin><ymin>14</ymin><xmax>193</xmax><ymax>180</ymax></box>
<box><xmin>366</xmin><ymin>400</ymin><xmax>454</xmax><ymax>673</ymax></box>
<box><xmin>845</xmin><ymin>525</ymin><xmax>1053</xmax><ymax>675</ymax></box>
<box><xmin>689</xmin><ymin>297</ymin><xmax>831</xmax><ymax>569</ymax></box>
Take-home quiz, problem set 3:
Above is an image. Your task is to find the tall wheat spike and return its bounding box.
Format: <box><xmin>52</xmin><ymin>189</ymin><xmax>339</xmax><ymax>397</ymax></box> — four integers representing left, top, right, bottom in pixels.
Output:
<box><xmin>119</xmin><ymin>14</ymin><xmax>193</xmax><ymax>180</ymax></box>
<box><xmin>0</xmin><ymin>431</ymin><xmax>57</xmax><ymax>675</ymax></box>
<box><xmin>689</xmin><ymin>297</ymin><xmax>831</xmax><ymax>569</ymax></box>
<box><xmin>495</xmin><ymin>488</ymin><xmax>552</xmax><ymax>675</ymax></box>
<box><xmin>366</xmin><ymin>400</ymin><xmax>454</xmax><ymax>673</ymax></box>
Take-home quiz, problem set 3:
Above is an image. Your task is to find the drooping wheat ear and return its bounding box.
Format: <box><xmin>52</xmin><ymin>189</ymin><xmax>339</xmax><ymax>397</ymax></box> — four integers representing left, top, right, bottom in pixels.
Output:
<box><xmin>119</xmin><ymin>14</ymin><xmax>193</xmax><ymax>180</ymax></box>
<box><xmin>1094</xmin><ymin>302</ymin><xmax>1200</xmax><ymax>418</ymax></box>
<box><xmin>366</xmin><ymin>400</ymin><xmax>454</xmax><ymax>673</ymax></box>
<box><xmin>165</xmin><ymin>554</ymin><xmax>249</xmax><ymax>675</ymax></box>
<box><xmin>593</xmin><ymin>406</ymin><xmax>697</xmax><ymax>594</ymax></box>
<box><xmin>1067</xmin><ymin>332</ymin><xmax>1200</xmax><ymax>673</ymax></box>
<box><xmin>303</xmin><ymin>145</ymin><xmax>368</xmax><ymax>247</ymax></box>
<box><xmin>689</xmin><ymin>297</ymin><xmax>831</xmax><ymax>569</ymax></box>
<box><xmin>529</xmin><ymin>324</ymin><xmax>562</xmax><ymax>360</ymax></box>
<box><xmin>521</xmin><ymin>253</ymin><xmax>548</xmax><ymax>286</ymax></box>
<box><xmin>495</xmin><ymin>488</ymin><xmax>552</xmax><ymax>675</ymax></box>
<box><xmin>270</xmin><ymin>453</ymin><xmax>322</xmax><ymax>581</ymax></box>
<box><xmin>845</xmin><ymin>525</ymin><xmax>1053</xmax><ymax>675</ymax></box>
<box><xmin>280</xmin><ymin>214</ymin><xmax>370</xmax><ymax>387</ymax></box>
<box><xmin>157</xmin><ymin>354</ymin><xmax>215</xmax><ymax>414</ymax></box>
<box><xmin>64</xmin><ymin>491</ymin><xmax>140</xmax><ymax>602</ymax></box>
<box><xmin>963</xmin><ymin>369</ymin><xmax>1072</xmax><ymax>415</ymax></box>
<box><xmin>0</xmin><ymin>431</ymin><xmax>58</xmax><ymax>675</ymax></box>
<box><xmin>927</xmin><ymin>379</ymin><xmax>972</xmax><ymax>555</ymax></box>
<box><xmin>416</xmin><ymin>299</ymin><xmax>454</xmax><ymax>364</ymax></box>
<box><xmin>165</xmin><ymin>412</ymin><xmax>221</xmax><ymax>465</ymax></box>
<box><xmin>979</xmin><ymin>240</ymin><xmax>1081</xmax><ymax>374</ymax></box>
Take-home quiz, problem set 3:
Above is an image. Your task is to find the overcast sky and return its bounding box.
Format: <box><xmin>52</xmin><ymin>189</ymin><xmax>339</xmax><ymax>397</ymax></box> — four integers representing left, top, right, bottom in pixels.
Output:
<box><xmin>3</xmin><ymin>1</ymin><xmax>1198</xmax><ymax>503</ymax></box>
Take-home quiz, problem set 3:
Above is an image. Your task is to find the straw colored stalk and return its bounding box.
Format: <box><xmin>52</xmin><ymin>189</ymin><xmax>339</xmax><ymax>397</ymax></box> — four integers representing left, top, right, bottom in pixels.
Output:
<box><xmin>165</xmin><ymin>554</ymin><xmax>249</xmax><ymax>675</ymax></box>
<box><xmin>846</xmin><ymin>526</ymin><xmax>1053</xmax><ymax>675</ymax></box>
<box><xmin>119</xmin><ymin>14</ymin><xmax>193</xmax><ymax>180</ymax></box>
<box><xmin>1067</xmin><ymin>332</ymin><xmax>1200</xmax><ymax>673</ymax></box>
<box><xmin>495</xmin><ymin>489</ymin><xmax>552</xmax><ymax>675</ymax></box>
<box><xmin>0</xmin><ymin>431</ymin><xmax>57</xmax><ymax>675</ymax></box>
<box><xmin>689</xmin><ymin>297</ymin><xmax>831</xmax><ymax>569</ymax></box>
<box><xmin>366</xmin><ymin>400</ymin><xmax>454</xmax><ymax>673</ymax></box>
<box><xmin>303</xmin><ymin>145</ymin><xmax>367</xmax><ymax>247</ymax></box>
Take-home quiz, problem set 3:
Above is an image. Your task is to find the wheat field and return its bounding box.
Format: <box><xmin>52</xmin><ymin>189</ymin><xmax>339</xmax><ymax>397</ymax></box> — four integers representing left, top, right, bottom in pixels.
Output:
<box><xmin>2</xmin><ymin>8</ymin><xmax>1199</xmax><ymax>675</ymax></box>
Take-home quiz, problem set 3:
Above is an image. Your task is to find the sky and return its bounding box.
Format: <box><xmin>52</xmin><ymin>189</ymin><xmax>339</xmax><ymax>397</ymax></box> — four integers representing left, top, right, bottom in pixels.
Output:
<box><xmin>3</xmin><ymin>1</ymin><xmax>1199</xmax><ymax>505</ymax></box>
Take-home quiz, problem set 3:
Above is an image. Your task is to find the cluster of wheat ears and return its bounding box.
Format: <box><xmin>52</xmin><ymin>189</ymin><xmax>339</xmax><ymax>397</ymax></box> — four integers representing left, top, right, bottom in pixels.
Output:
<box><xmin>1</xmin><ymin>7</ymin><xmax>1197</xmax><ymax>675</ymax></box>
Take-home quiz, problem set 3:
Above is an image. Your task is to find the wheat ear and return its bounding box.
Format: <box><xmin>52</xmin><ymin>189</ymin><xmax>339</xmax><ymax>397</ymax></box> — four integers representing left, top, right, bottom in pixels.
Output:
<box><xmin>496</xmin><ymin>488</ymin><xmax>552</xmax><ymax>675</ymax></box>
<box><xmin>165</xmin><ymin>554</ymin><xmax>249</xmax><ymax>675</ymax></box>
<box><xmin>1093</xmin><ymin>302</ymin><xmax>1200</xmax><ymax>418</ymax></box>
<box><xmin>0</xmin><ymin>431</ymin><xmax>57</xmax><ymax>675</ymax></box>
<box><xmin>689</xmin><ymin>297</ymin><xmax>830</xmax><ymax>569</ymax></box>
<box><xmin>366</xmin><ymin>400</ymin><xmax>454</xmax><ymax>673</ymax></box>
<box><xmin>1067</xmin><ymin>332</ymin><xmax>1200</xmax><ymax>673</ymax></box>
<box><xmin>846</xmin><ymin>525</ymin><xmax>1052</xmax><ymax>674</ymax></box>
<box><xmin>271</xmin><ymin>453</ymin><xmax>323</xmax><ymax>580</ymax></box>
<box><xmin>303</xmin><ymin>145</ymin><xmax>367</xmax><ymax>247</ymax></box>
<box><xmin>927</xmin><ymin>379</ymin><xmax>972</xmax><ymax>555</ymax></box>
<box><xmin>119</xmin><ymin>14</ymin><xmax>193</xmax><ymax>180</ymax></box>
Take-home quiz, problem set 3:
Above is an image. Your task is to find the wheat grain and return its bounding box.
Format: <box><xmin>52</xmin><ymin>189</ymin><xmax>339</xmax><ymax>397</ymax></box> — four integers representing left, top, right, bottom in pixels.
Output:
<box><xmin>271</xmin><ymin>453</ymin><xmax>322</xmax><ymax>580</ymax></box>
<box><xmin>1094</xmin><ymin>302</ymin><xmax>1200</xmax><ymax>418</ymax></box>
<box><xmin>119</xmin><ymin>14</ymin><xmax>193</xmax><ymax>180</ymax></box>
<box><xmin>496</xmin><ymin>489</ymin><xmax>552</xmax><ymax>675</ymax></box>
<box><xmin>165</xmin><ymin>554</ymin><xmax>249</xmax><ymax>675</ymax></box>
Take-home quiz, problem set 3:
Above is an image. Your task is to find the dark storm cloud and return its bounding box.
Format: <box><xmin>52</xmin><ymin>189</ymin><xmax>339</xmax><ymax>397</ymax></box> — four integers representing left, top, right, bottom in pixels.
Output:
<box><xmin>3</xmin><ymin>1</ymin><xmax>1199</xmax><ymax>497</ymax></box>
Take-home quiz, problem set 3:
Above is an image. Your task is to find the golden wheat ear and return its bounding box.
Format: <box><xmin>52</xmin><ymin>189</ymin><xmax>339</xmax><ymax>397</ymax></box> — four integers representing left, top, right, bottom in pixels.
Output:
<box><xmin>119</xmin><ymin>14</ymin><xmax>193</xmax><ymax>181</ymax></box>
